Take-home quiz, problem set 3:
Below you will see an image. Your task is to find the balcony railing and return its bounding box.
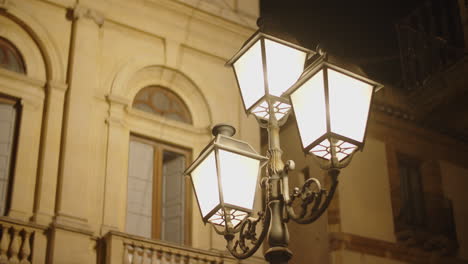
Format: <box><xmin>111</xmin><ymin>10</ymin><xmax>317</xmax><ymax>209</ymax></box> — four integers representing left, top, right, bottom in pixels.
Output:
<box><xmin>0</xmin><ymin>217</ymin><xmax>47</xmax><ymax>264</ymax></box>
<box><xmin>105</xmin><ymin>231</ymin><xmax>232</xmax><ymax>264</ymax></box>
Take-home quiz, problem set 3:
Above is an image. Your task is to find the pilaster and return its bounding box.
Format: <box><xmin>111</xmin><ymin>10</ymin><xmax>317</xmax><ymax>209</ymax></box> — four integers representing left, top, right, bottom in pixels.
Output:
<box><xmin>32</xmin><ymin>81</ymin><xmax>68</xmax><ymax>225</ymax></box>
<box><xmin>55</xmin><ymin>5</ymin><xmax>104</xmax><ymax>230</ymax></box>
<box><xmin>100</xmin><ymin>94</ymin><xmax>130</xmax><ymax>234</ymax></box>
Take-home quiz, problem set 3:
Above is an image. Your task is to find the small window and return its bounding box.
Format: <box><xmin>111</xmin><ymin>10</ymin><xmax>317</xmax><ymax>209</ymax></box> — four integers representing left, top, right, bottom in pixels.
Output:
<box><xmin>126</xmin><ymin>136</ymin><xmax>190</xmax><ymax>244</ymax></box>
<box><xmin>0</xmin><ymin>38</ymin><xmax>26</xmax><ymax>74</ymax></box>
<box><xmin>0</xmin><ymin>96</ymin><xmax>20</xmax><ymax>216</ymax></box>
<box><xmin>397</xmin><ymin>155</ymin><xmax>425</xmax><ymax>228</ymax></box>
<box><xmin>132</xmin><ymin>86</ymin><xmax>192</xmax><ymax>124</ymax></box>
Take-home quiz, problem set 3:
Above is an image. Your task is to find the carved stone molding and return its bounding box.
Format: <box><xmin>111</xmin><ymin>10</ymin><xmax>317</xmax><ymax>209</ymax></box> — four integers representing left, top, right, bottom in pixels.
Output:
<box><xmin>71</xmin><ymin>5</ymin><xmax>104</xmax><ymax>27</ymax></box>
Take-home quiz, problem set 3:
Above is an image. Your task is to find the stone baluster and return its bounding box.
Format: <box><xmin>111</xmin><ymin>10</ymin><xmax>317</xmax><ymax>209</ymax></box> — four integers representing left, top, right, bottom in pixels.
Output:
<box><xmin>132</xmin><ymin>246</ymin><xmax>143</xmax><ymax>264</ymax></box>
<box><xmin>173</xmin><ymin>253</ymin><xmax>181</xmax><ymax>264</ymax></box>
<box><xmin>0</xmin><ymin>225</ymin><xmax>10</xmax><ymax>263</ymax></box>
<box><xmin>142</xmin><ymin>248</ymin><xmax>152</xmax><ymax>264</ymax></box>
<box><xmin>187</xmin><ymin>255</ymin><xmax>198</xmax><ymax>264</ymax></box>
<box><xmin>181</xmin><ymin>254</ymin><xmax>189</xmax><ymax>264</ymax></box>
<box><xmin>19</xmin><ymin>230</ymin><xmax>31</xmax><ymax>264</ymax></box>
<box><xmin>163</xmin><ymin>251</ymin><xmax>173</xmax><ymax>264</ymax></box>
<box><xmin>149</xmin><ymin>248</ymin><xmax>157</xmax><ymax>264</ymax></box>
<box><xmin>9</xmin><ymin>227</ymin><xmax>20</xmax><ymax>264</ymax></box>
<box><xmin>123</xmin><ymin>244</ymin><xmax>133</xmax><ymax>264</ymax></box>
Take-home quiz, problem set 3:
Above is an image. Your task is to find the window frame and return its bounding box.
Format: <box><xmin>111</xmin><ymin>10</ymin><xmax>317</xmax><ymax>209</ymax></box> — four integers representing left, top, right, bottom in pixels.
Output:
<box><xmin>127</xmin><ymin>134</ymin><xmax>192</xmax><ymax>245</ymax></box>
<box><xmin>132</xmin><ymin>86</ymin><xmax>193</xmax><ymax>124</ymax></box>
<box><xmin>0</xmin><ymin>94</ymin><xmax>21</xmax><ymax>216</ymax></box>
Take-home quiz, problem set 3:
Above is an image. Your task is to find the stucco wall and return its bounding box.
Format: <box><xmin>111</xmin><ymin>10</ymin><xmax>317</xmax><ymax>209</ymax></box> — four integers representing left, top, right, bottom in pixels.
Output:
<box><xmin>440</xmin><ymin>161</ymin><xmax>468</xmax><ymax>260</ymax></box>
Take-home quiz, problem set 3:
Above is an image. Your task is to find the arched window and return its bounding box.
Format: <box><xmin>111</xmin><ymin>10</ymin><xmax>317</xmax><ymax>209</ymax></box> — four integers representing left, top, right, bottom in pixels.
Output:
<box><xmin>0</xmin><ymin>37</ymin><xmax>26</xmax><ymax>74</ymax></box>
<box><xmin>132</xmin><ymin>86</ymin><xmax>192</xmax><ymax>124</ymax></box>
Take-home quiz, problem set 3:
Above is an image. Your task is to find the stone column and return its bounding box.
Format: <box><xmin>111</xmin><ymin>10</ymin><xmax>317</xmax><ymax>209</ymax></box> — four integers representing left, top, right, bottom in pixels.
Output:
<box><xmin>54</xmin><ymin>5</ymin><xmax>104</xmax><ymax>229</ymax></box>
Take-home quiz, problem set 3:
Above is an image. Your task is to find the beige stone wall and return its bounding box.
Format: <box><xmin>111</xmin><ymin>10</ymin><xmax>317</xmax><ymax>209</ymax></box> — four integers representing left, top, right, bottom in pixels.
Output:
<box><xmin>0</xmin><ymin>0</ymin><xmax>264</xmax><ymax>262</ymax></box>
<box><xmin>440</xmin><ymin>161</ymin><xmax>468</xmax><ymax>260</ymax></box>
<box><xmin>339</xmin><ymin>138</ymin><xmax>396</xmax><ymax>242</ymax></box>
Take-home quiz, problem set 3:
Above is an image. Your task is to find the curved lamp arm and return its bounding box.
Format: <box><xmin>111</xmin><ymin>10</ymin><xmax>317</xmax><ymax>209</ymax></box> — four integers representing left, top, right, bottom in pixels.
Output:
<box><xmin>224</xmin><ymin>207</ymin><xmax>271</xmax><ymax>259</ymax></box>
<box><xmin>283</xmin><ymin>167</ymin><xmax>340</xmax><ymax>224</ymax></box>
<box><xmin>211</xmin><ymin>177</ymin><xmax>271</xmax><ymax>259</ymax></box>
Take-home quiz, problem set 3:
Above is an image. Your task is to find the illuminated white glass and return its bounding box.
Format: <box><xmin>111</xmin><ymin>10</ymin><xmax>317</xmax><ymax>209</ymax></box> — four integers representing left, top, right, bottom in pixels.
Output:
<box><xmin>218</xmin><ymin>149</ymin><xmax>260</xmax><ymax>210</ymax></box>
<box><xmin>264</xmin><ymin>39</ymin><xmax>307</xmax><ymax>97</ymax></box>
<box><xmin>233</xmin><ymin>40</ymin><xmax>266</xmax><ymax>110</ymax></box>
<box><xmin>309</xmin><ymin>139</ymin><xmax>357</xmax><ymax>161</ymax></box>
<box><xmin>290</xmin><ymin>70</ymin><xmax>327</xmax><ymax>149</ymax></box>
<box><xmin>191</xmin><ymin>151</ymin><xmax>220</xmax><ymax>218</ymax></box>
<box><xmin>328</xmin><ymin>69</ymin><xmax>373</xmax><ymax>143</ymax></box>
<box><xmin>208</xmin><ymin>208</ymin><xmax>248</xmax><ymax>227</ymax></box>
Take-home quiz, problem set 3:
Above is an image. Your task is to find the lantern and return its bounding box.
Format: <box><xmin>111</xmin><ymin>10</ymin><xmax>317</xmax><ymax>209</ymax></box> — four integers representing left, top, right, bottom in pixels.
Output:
<box><xmin>185</xmin><ymin>124</ymin><xmax>268</xmax><ymax>227</ymax></box>
<box><xmin>226</xmin><ymin>31</ymin><xmax>311</xmax><ymax>122</ymax></box>
<box><xmin>285</xmin><ymin>54</ymin><xmax>383</xmax><ymax>161</ymax></box>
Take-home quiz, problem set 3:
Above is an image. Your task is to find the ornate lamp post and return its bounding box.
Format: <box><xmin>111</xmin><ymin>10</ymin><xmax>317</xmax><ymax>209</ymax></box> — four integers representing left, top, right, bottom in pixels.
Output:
<box><xmin>185</xmin><ymin>23</ymin><xmax>383</xmax><ymax>264</ymax></box>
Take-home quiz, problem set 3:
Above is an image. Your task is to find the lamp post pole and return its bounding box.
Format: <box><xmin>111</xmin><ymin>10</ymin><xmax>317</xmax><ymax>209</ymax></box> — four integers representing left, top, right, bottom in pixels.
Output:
<box><xmin>264</xmin><ymin>114</ymin><xmax>292</xmax><ymax>264</ymax></box>
<box><xmin>186</xmin><ymin>20</ymin><xmax>383</xmax><ymax>263</ymax></box>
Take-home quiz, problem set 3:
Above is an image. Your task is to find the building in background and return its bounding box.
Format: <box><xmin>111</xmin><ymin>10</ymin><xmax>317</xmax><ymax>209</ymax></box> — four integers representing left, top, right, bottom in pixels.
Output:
<box><xmin>0</xmin><ymin>0</ymin><xmax>467</xmax><ymax>263</ymax></box>
<box><xmin>266</xmin><ymin>0</ymin><xmax>468</xmax><ymax>263</ymax></box>
<box><xmin>0</xmin><ymin>0</ymin><xmax>265</xmax><ymax>263</ymax></box>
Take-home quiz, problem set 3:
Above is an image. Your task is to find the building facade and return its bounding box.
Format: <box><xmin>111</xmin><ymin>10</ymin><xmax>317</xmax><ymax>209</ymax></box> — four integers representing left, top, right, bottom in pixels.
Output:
<box><xmin>0</xmin><ymin>0</ymin><xmax>266</xmax><ymax>263</ymax></box>
<box><xmin>279</xmin><ymin>0</ymin><xmax>468</xmax><ymax>263</ymax></box>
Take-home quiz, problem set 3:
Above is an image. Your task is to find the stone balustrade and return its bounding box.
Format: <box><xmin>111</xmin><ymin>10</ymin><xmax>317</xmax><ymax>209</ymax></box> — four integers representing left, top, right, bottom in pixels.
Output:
<box><xmin>105</xmin><ymin>231</ymin><xmax>243</xmax><ymax>264</ymax></box>
<box><xmin>0</xmin><ymin>217</ymin><xmax>47</xmax><ymax>264</ymax></box>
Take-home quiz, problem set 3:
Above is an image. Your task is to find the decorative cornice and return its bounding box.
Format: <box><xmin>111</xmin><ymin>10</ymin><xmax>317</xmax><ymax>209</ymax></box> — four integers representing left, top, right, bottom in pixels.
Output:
<box><xmin>71</xmin><ymin>5</ymin><xmax>104</xmax><ymax>27</ymax></box>
<box><xmin>372</xmin><ymin>102</ymin><xmax>416</xmax><ymax>122</ymax></box>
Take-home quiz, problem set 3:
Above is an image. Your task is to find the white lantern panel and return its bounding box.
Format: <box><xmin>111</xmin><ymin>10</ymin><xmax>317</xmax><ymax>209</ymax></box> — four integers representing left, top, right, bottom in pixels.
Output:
<box><xmin>208</xmin><ymin>208</ymin><xmax>248</xmax><ymax>227</ymax></box>
<box><xmin>233</xmin><ymin>40</ymin><xmax>266</xmax><ymax>110</ymax></box>
<box><xmin>191</xmin><ymin>151</ymin><xmax>220</xmax><ymax>218</ymax></box>
<box><xmin>290</xmin><ymin>70</ymin><xmax>327</xmax><ymax>149</ymax></box>
<box><xmin>218</xmin><ymin>149</ymin><xmax>260</xmax><ymax>210</ymax></box>
<box><xmin>265</xmin><ymin>39</ymin><xmax>307</xmax><ymax>97</ymax></box>
<box><xmin>328</xmin><ymin>69</ymin><xmax>373</xmax><ymax>143</ymax></box>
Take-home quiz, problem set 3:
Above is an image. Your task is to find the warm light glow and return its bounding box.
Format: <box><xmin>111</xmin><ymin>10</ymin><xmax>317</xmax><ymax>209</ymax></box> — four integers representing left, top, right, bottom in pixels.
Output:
<box><xmin>328</xmin><ymin>69</ymin><xmax>373</xmax><ymax>143</ymax></box>
<box><xmin>191</xmin><ymin>151</ymin><xmax>220</xmax><ymax>218</ymax></box>
<box><xmin>208</xmin><ymin>208</ymin><xmax>248</xmax><ymax>227</ymax></box>
<box><xmin>265</xmin><ymin>39</ymin><xmax>307</xmax><ymax>97</ymax></box>
<box><xmin>218</xmin><ymin>149</ymin><xmax>260</xmax><ymax>210</ymax></box>
<box><xmin>290</xmin><ymin>70</ymin><xmax>327</xmax><ymax>149</ymax></box>
<box><xmin>251</xmin><ymin>101</ymin><xmax>291</xmax><ymax>121</ymax></box>
<box><xmin>233</xmin><ymin>40</ymin><xmax>265</xmax><ymax>110</ymax></box>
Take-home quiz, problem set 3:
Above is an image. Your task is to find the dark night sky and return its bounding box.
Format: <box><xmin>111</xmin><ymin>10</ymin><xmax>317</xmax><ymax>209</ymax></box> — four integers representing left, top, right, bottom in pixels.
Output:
<box><xmin>260</xmin><ymin>0</ymin><xmax>428</xmax><ymax>85</ymax></box>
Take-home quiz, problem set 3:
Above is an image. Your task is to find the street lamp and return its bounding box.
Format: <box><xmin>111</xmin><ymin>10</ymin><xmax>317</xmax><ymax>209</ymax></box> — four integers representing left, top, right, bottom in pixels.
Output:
<box><xmin>185</xmin><ymin>24</ymin><xmax>383</xmax><ymax>264</ymax></box>
<box><xmin>227</xmin><ymin>30</ymin><xmax>310</xmax><ymax>123</ymax></box>
<box><xmin>185</xmin><ymin>124</ymin><xmax>268</xmax><ymax>228</ymax></box>
<box><xmin>286</xmin><ymin>51</ymin><xmax>383</xmax><ymax>164</ymax></box>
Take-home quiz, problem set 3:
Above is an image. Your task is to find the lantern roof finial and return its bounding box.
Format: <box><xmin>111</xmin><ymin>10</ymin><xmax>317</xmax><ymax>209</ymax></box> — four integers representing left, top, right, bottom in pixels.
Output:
<box><xmin>212</xmin><ymin>124</ymin><xmax>236</xmax><ymax>137</ymax></box>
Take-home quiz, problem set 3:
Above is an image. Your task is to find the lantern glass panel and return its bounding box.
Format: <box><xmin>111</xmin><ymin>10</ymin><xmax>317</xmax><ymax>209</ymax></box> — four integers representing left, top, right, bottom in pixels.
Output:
<box><xmin>264</xmin><ymin>39</ymin><xmax>307</xmax><ymax>97</ymax></box>
<box><xmin>328</xmin><ymin>68</ymin><xmax>373</xmax><ymax>143</ymax></box>
<box><xmin>208</xmin><ymin>208</ymin><xmax>248</xmax><ymax>227</ymax></box>
<box><xmin>218</xmin><ymin>149</ymin><xmax>260</xmax><ymax>210</ymax></box>
<box><xmin>233</xmin><ymin>40</ymin><xmax>265</xmax><ymax>110</ymax></box>
<box><xmin>191</xmin><ymin>151</ymin><xmax>220</xmax><ymax>218</ymax></box>
<box><xmin>290</xmin><ymin>70</ymin><xmax>327</xmax><ymax>149</ymax></box>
